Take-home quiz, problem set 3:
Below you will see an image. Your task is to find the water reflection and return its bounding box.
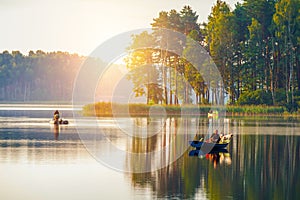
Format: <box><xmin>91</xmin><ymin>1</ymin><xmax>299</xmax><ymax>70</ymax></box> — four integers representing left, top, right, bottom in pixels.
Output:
<box><xmin>123</xmin><ymin>117</ymin><xmax>198</xmax><ymax>172</ymax></box>
<box><xmin>49</xmin><ymin>124</ymin><xmax>71</xmax><ymax>140</ymax></box>
<box><xmin>74</xmin><ymin>116</ymin><xmax>300</xmax><ymax>198</ymax></box>
<box><xmin>189</xmin><ymin>149</ymin><xmax>232</xmax><ymax>169</ymax></box>
<box><xmin>53</xmin><ymin>124</ymin><xmax>60</xmax><ymax>140</ymax></box>
<box><xmin>0</xmin><ymin>115</ymin><xmax>83</xmax><ymax>164</ymax></box>
<box><xmin>1</xmin><ymin>109</ymin><xmax>300</xmax><ymax>199</ymax></box>
<box><xmin>126</xmin><ymin>118</ymin><xmax>300</xmax><ymax>199</ymax></box>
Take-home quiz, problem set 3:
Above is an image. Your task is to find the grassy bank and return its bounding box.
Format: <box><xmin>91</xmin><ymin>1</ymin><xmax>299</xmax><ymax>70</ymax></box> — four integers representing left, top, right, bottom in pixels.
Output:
<box><xmin>226</xmin><ymin>105</ymin><xmax>285</xmax><ymax>116</ymax></box>
<box><xmin>82</xmin><ymin>102</ymin><xmax>287</xmax><ymax>117</ymax></box>
<box><xmin>83</xmin><ymin>102</ymin><xmax>211</xmax><ymax>117</ymax></box>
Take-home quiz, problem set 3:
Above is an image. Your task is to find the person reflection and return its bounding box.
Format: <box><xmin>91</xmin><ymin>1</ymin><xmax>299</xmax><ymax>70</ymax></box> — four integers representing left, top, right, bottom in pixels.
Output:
<box><xmin>206</xmin><ymin>153</ymin><xmax>220</xmax><ymax>168</ymax></box>
<box><xmin>206</xmin><ymin>152</ymin><xmax>232</xmax><ymax>168</ymax></box>
<box><xmin>53</xmin><ymin>124</ymin><xmax>60</xmax><ymax>140</ymax></box>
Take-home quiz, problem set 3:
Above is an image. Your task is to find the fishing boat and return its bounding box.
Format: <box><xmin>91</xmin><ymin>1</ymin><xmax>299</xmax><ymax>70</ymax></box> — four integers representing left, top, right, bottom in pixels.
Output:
<box><xmin>189</xmin><ymin>134</ymin><xmax>233</xmax><ymax>150</ymax></box>
<box><xmin>49</xmin><ymin>118</ymin><xmax>69</xmax><ymax>125</ymax></box>
<box><xmin>207</xmin><ymin>110</ymin><xmax>218</xmax><ymax>118</ymax></box>
<box><xmin>189</xmin><ymin>148</ymin><xmax>228</xmax><ymax>156</ymax></box>
<box><xmin>50</xmin><ymin>111</ymin><xmax>69</xmax><ymax>125</ymax></box>
<box><xmin>189</xmin><ymin>140</ymin><xmax>229</xmax><ymax>149</ymax></box>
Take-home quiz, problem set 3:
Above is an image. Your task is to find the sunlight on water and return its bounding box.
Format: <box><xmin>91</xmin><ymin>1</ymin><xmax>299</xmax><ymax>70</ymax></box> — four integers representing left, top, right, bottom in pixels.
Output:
<box><xmin>0</xmin><ymin>163</ymin><xmax>133</xmax><ymax>200</ymax></box>
<box><xmin>0</xmin><ymin>104</ymin><xmax>299</xmax><ymax>199</ymax></box>
<box><xmin>0</xmin><ymin>105</ymin><xmax>137</xmax><ymax>199</ymax></box>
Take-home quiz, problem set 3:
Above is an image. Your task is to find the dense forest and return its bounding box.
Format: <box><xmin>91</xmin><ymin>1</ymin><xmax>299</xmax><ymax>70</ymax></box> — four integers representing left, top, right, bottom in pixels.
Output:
<box><xmin>125</xmin><ymin>0</ymin><xmax>300</xmax><ymax>110</ymax></box>
<box><xmin>0</xmin><ymin>0</ymin><xmax>299</xmax><ymax>111</ymax></box>
<box><xmin>0</xmin><ymin>50</ymin><xmax>84</xmax><ymax>101</ymax></box>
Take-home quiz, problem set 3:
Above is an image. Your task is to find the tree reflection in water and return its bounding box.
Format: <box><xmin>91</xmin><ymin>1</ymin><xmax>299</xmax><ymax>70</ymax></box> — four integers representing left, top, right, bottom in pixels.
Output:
<box><xmin>125</xmin><ymin>117</ymin><xmax>300</xmax><ymax>199</ymax></box>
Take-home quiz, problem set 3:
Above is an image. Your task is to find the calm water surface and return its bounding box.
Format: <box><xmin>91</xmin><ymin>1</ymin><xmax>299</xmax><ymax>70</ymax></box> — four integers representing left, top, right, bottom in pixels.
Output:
<box><xmin>0</xmin><ymin>104</ymin><xmax>299</xmax><ymax>200</ymax></box>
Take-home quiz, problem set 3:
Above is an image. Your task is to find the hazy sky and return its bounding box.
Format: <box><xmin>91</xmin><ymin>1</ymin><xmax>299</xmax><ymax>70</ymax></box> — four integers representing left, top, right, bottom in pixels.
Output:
<box><xmin>0</xmin><ymin>0</ymin><xmax>241</xmax><ymax>56</ymax></box>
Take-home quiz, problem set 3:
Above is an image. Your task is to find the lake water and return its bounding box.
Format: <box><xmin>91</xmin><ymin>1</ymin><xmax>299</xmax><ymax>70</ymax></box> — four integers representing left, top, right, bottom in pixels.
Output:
<box><xmin>0</xmin><ymin>104</ymin><xmax>299</xmax><ymax>200</ymax></box>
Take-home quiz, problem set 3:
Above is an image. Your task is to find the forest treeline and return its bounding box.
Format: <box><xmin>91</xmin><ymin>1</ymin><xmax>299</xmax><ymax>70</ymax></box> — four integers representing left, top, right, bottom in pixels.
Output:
<box><xmin>0</xmin><ymin>0</ymin><xmax>299</xmax><ymax>111</ymax></box>
<box><xmin>125</xmin><ymin>0</ymin><xmax>300</xmax><ymax>111</ymax></box>
<box><xmin>0</xmin><ymin>50</ymin><xmax>85</xmax><ymax>101</ymax></box>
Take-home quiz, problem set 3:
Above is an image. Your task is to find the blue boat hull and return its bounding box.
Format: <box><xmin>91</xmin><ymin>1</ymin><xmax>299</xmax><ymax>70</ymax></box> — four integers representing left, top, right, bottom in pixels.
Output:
<box><xmin>189</xmin><ymin>141</ymin><xmax>229</xmax><ymax>149</ymax></box>
<box><xmin>189</xmin><ymin>148</ymin><xmax>228</xmax><ymax>156</ymax></box>
<box><xmin>49</xmin><ymin>119</ymin><xmax>69</xmax><ymax>125</ymax></box>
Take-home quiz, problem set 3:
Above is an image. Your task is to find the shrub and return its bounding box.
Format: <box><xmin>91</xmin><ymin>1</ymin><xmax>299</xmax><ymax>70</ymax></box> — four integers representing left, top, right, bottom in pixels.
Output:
<box><xmin>237</xmin><ymin>90</ymin><xmax>272</xmax><ymax>105</ymax></box>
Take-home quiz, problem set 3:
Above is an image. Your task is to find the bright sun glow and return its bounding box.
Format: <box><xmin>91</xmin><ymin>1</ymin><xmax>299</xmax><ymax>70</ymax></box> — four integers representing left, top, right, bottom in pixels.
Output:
<box><xmin>0</xmin><ymin>0</ymin><xmax>240</xmax><ymax>56</ymax></box>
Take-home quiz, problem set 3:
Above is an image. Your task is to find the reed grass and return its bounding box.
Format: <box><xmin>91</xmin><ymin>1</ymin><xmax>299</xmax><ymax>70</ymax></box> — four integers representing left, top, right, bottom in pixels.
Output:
<box><xmin>82</xmin><ymin>102</ymin><xmax>286</xmax><ymax>117</ymax></box>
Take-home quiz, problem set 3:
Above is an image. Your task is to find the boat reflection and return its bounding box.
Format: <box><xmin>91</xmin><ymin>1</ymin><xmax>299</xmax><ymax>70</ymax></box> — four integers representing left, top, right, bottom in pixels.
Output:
<box><xmin>54</xmin><ymin>125</ymin><xmax>59</xmax><ymax>140</ymax></box>
<box><xmin>50</xmin><ymin>124</ymin><xmax>60</xmax><ymax>140</ymax></box>
<box><xmin>49</xmin><ymin>123</ymin><xmax>71</xmax><ymax>140</ymax></box>
<box><xmin>125</xmin><ymin>118</ymin><xmax>300</xmax><ymax>199</ymax></box>
<box><xmin>189</xmin><ymin>149</ymin><xmax>232</xmax><ymax>168</ymax></box>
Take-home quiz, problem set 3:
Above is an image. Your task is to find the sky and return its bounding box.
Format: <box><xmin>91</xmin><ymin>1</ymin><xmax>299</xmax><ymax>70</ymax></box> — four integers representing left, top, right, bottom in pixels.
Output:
<box><xmin>0</xmin><ymin>0</ymin><xmax>241</xmax><ymax>56</ymax></box>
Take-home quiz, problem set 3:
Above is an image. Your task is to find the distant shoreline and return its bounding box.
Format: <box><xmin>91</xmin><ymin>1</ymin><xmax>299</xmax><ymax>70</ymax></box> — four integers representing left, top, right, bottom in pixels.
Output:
<box><xmin>82</xmin><ymin>102</ymin><xmax>290</xmax><ymax>117</ymax></box>
<box><xmin>1</xmin><ymin>101</ymin><xmax>296</xmax><ymax>117</ymax></box>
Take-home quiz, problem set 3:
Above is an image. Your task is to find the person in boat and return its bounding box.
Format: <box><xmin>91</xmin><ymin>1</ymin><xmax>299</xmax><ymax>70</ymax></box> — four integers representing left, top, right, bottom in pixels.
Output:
<box><xmin>220</xmin><ymin>133</ymin><xmax>233</xmax><ymax>143</ymax></box>
<box><xmin>209</xmin><ymin>130</ymin><xmax>221</xmax><ymax>143</ymax></box>
<box><xmin>53</xmin><ymin>110</ymin><xmax>60</xmax><ymax>120</ymax></box>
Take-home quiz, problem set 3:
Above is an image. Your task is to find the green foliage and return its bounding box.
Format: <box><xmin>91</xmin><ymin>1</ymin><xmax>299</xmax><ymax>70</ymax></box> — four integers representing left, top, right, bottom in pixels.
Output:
<box><xmin>273</xmin><ymin>89</ymin><xmax>300</xmax><ymax>112</ymax></box>
<box><xmin>83</xmin><ymin>102</ymin><xmax>213</xmax><ymax>117</ymax></box>
<box><xmin>126</xmin><ymin>6</ymin><xmax>206</xmax><ymax>105</ymax></box>
<box><xmin>205</xmin><ymin>0</ymin><xmax>299</xmax><ymax>111</ymax></box>
<box><xmin>227</xmin><ymin>105</ymin><xmax>284</xmax><ymax>115</ymax></box>
<box><xmin>237</xmin><ymin>89</ymin><xmax>300</xmax><ymax>112</ymax></box>
<box><xmin>237</xmin><ymin>90</ymin><xmax>273</xmax><ymax>105</ymax></box>
<box><xmin>83</xmin><ymin>102</ymin><xmax>285</xmax><ymax>117</ymax></box>
<box><xmin>0</xmin><ymin>50</ymin><xmax>85</xmax><ymax>101</ymax></box>
<box><xmin>124</xmin><ymin>1</ymin><xmax>300</xmax><ymax>111</ymax></box>
<box><xmin>1</xmin><ymin>0</ymin><xmax>300</xmax><ymax>112</ymax></box>
<box><xmin>274</xmin><ymin>89</ymin><xmax>286</xmax><ymax>106</ymax></box>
